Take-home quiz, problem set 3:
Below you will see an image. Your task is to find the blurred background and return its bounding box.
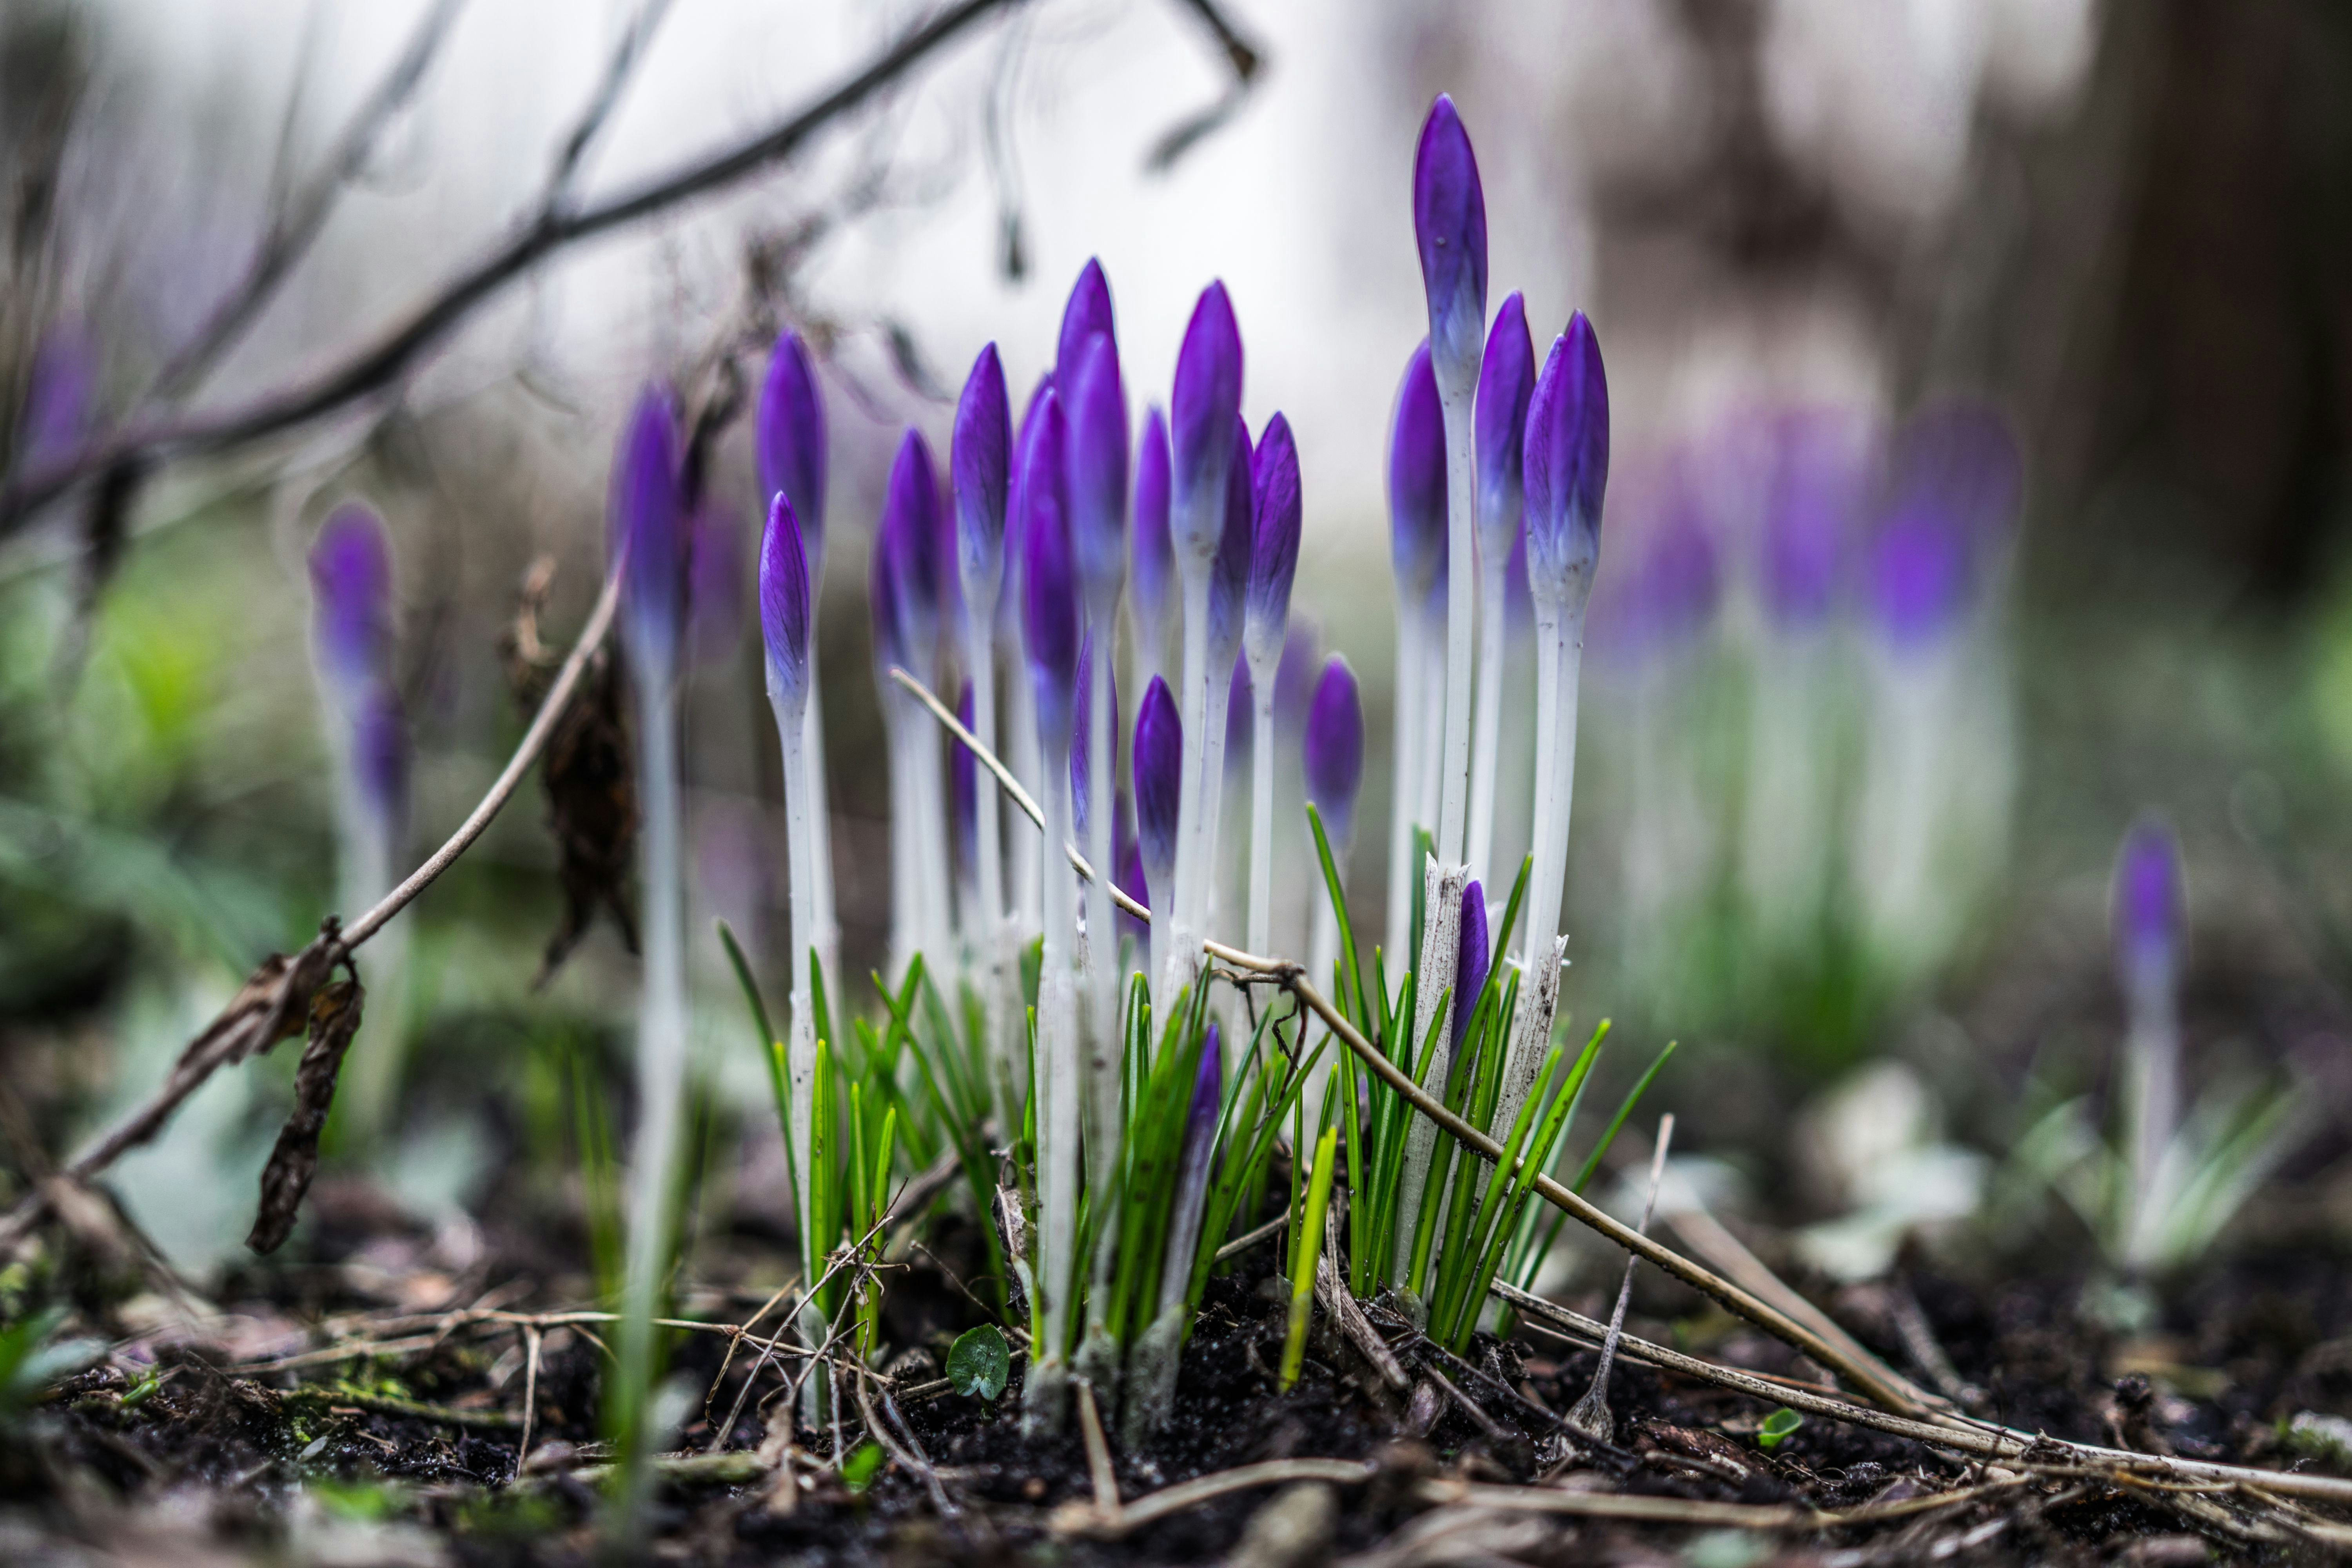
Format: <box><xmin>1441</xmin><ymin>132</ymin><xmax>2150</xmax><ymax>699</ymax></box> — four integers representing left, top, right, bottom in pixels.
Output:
<box><xmin>4</xmin><ymin>0</ymin><xmax>2352</xmax><ymax>1291</ymax></box>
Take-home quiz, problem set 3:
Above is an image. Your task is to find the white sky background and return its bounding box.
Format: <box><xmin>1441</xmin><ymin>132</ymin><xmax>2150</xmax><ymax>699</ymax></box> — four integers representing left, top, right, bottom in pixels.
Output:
<box><xmin>76</xmin><ymin>0</ymin><xmax>2096</xmax><ymax>578</ymax></box>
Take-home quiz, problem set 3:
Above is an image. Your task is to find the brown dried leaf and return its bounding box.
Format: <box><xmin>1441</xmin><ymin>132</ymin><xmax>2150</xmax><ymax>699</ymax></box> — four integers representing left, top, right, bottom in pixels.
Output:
<box><xmin>245</xmin><ymin>975</ymin><xmax>365</xmax><ymax>1255</ymax></box>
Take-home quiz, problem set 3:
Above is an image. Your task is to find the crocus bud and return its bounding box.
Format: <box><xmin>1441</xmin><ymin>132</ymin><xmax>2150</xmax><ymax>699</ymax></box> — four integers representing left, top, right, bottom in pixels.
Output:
<box><xmin>1174</xmin><ymin>1022</ymin><xmax>1223</xmax><ymax>1204</ymax></box>
<box><xmin>1131</xmin><ymin>406</ymin><xmax>1175</xmax><ymax>661</ymax></box>
<box><xmin>953</xmin><ymin>343</ymin><xmax>1011</xmax><ymax>599</ymax></box>
<box><xmin>884</xmin><ymin>429</ymin><xmax>947</xmax><ymax>678</ymax></box>
<box><xmin>1522</xmin><ymin>315</ymin><xmax>1608</xmax><ymax>611</ymax></box>
<box><xmin>1116</xmin><ymin>833</ymin><xmax>1151</xmax><ymax>945</ymax></box>
<box><xmin>1170</xmin><ymin>281</ymin><xmax>1244</xmax><ymax>564</ymax></box>
<box><xmin>757</xmin><ymin>331</ymin><xmax>828</xmax><ymax>576</ymax></box>
<box><xmin>1000</xmin><ymin>373</ymin><xmax>1057</xmax><ymax>639</ymax></box>
<box><xmin>1759</xmin><ymin>414</ymin><xmax>1856</xmax><ymax>630</ymax></box>
<box><xmin>612</xmin><ymin>385</ymin><xmax>688</xmax><ymax>666</ymax></box>
<box><xmin>1071</xmin><ymin>633</ymin><xmax>1121</xmax><ymax>837</ymax></box>
<box><xmin>1056</xmin><ymin>257</ymin><xmax>1116</xmax><ymax>388</ymax></box>
<box><xmin>1303</xmin><ymin>655</ymin><xmax>1364</xmax><ymax>846</ymax></box>
<box><xmin>20</xmin><ymin>324</ymin><xmax>94</xmax><ymax>468</ymax></box>
<box><xmin>1020</xmin><ymin>395</ymin><xmax>1080</xmax><ymax>747</ymax></box>
<box><xmin>1475</xmin><ymin>292</ymin><xmax>1534</xmax><ymax>559</ymax></box>
<box><xmin>869</xmin><ymin>514</ymin><xmax>906</xmax><ymax>676</ymax></box>
<box><xmin>1134</xmin><ymin>675</ymin><xmax>1182</xmax><ymax>910</ymax></box>
<box><xmin>759</xmin><ymin>492</ymin><xmax>813</xmax><ymax>707</ymax></box>
<box><xmin>310</xmin><ymin>502</ymin><xmax>396</xmax><ymax>699</ymax></box>
<box><xmin>1413</xmin><ymin>94</ymin><xmax>1488</xmax><ymax>388</ymax></box>
<box><xmin>1452</xmin><ymin>878</ymin><xmax>1490</xmax><ymax>1053</ymax></box>
<box><xmin>1243</xmin><ymin>412</ymin><xmax>1301</xmax><ymax>673</ymax></box>
<box><xmin>1865</xmin><ymin>498</ymin><xmax>1969</xmax><ymax>652</ymax></box>
<box><xmin>687</xmin><ymin>503</ymin><xmax>744</xmax><ymax>667</ymax></box>
<box><xmin>2113</xmin><ymin>816</ymin><xmax>2182</xmax><ymax>992</ymax></box>
<box><xmin>1389</xmin><ymin>341</ymin><xmax>1446</xmax><ymax>598</ymax></box>
<box><xmin>1206</xmin><ymin>414</ymin><xmax>1254</xmax><ymax>668</ymax></box>
<box><xmin>1866</xmin><ymin>403</ymin><xmax>2018</xmax><ymax>652</ymax></box>
<box><xmin>1065</xmin><ymin>331</ymin><xmax>1129</xmax><ymax>621</ymax></box>
<box><xmin>1276</xmin><ymin>621</ymin><xmax>1319</xmax><ymax>729</ymax></box>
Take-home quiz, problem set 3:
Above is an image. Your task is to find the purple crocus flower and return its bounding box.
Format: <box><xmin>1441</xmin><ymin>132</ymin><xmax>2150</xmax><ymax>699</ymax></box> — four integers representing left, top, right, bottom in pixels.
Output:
<box><xmin>1475</xmin><ymin>292</ymin><xmax>1535</xmax><ymax>561</ymax></box>
<box><xmin>1865</xmin><ymin>401</ymin><xmax>2020</xmax><ymax>651</ymax></box>
<box><xmin>869</xmin><ymin>511</ymin><xmax>906</xmax><ymax>677</ymax></box>
<box><xmin>1617</xmin><ymin>472</ymin><xmax>1719</xmax><ymax>655</ymax></box>
<box><xmin>1000</xmin><ymin>372</ymin><xmax>1058</xmax><ymax>636</ymax></box>
<box><xmin>1243</xmin><ymin>413</ymin><xmax>1302</xmax><ymax>671</ymax></box>
<box><xmin>1413</xmin><ymin>95</ymin><xmax>1488</xmax><ymax>387</ymax></box>
<box><xmin>1865</xmin><ymin>499</ymin><xmax>1970</xmax><ymax>652</ymax></box>
<box><xmin>1134</xmin><ymin>675</ymin><xmax>1183</xmax><ymax>910</ymax></box>
<box><xmin>759</xmin><ymin>492</ymin><xmax>814</xmax><ymax>705</ymax></box>
<box><xmin>1303</xmin><ymin>655</ymin><xmax>1364</xmax><ymax>846</ymax></box>
<box><xmin>883</xmin><ymin>429</ymin><xmax>947</xmax><ymax>677</ymax></box>
<box><xmin>2113</xmin><ymin>816</ymin><xmax>2182</xmax><ymax>989</ymax></box>
<box><xmin>757</xmin><ymin>331</ymin><xmax>828</xmax><ymax>575</ymax></box>
<box><xmin>1522</xmin><ymin>314</ymin><xmax>1608</xmax><ymax>608</ymax></box>
<box><xmin>1389</xmin><ymin>341</ymin><xmax>1446</xmax><ymax>597</ymax></box>
<box><xmin>1020</xmin><ymin>396</ymin><xmax>1080</xmax><ymax>746</ymax></box>
<box><xmin>19</xmin><ymin>325</ymin><xmax>94</xmax><ymax>469</ymax></box>
<box><xmin>1170</xmin><ymin>281</ymin><xmax>1244</xmax><ymax>563</ymax></box>
<box><xmin>1171</xmin><ymin>1021</ymin><xmax>1224</xmax><ymax>1228</ymax></box>
<box><xmin>1452</xmin><ymin>878</ymin><xmax>1490</xmax><ymax>1053</ymax></box>
<box><xmin>1116</xmin><ymin>832</ymin><xmax>1151</xmax><ymax>946</ymax></box>
<box><xmin>1056</xmin><ymin>258</ymin><xmax>1117</xmax><ymax>388</ymax></box>
<box><xmin>953</xmin><ymin>343</ymin><xmax>1012</xmax><ymax>593</ymax></box>
<box><xmin>1224</xmin><ymin>654</ymin><xmax>1253</xmax><ymax>768</ymax></box>
<box><xmin>1065</xmin><ymin>331</ymin><xmax>1129</xmax><ymax>620</ymax></box>
<box><xmin>612</xmin><ymin>385</ymin><xmax>688</xmax><ymax>667</ymax></box>
<box><xmin>1889</xmin><ymin>401</ymin><xmax>2021</xmax><ymax>541</ymax></box>
<box><xmin>687</xmin><ymin>503</ymin><xmax>745</xmax><ymax>666</ymax></box>
<box><xmin>1070</xmin><ymin>633</ymin><xmax>1121</xmax><ymax>837</ymax></box>
<box><xmin>1758</xmin><ymin>414</ymin><xmax>1858</xmax><ymax>629</ymax></box>
<box><xmin>1206</xmin><ymin>414</ymin><xmax>1254</xmax><ymax>664</ymax></box>
<box><xmin>309</xmin><ymin>502</ymin><xmax>396</xmax><ymax>697</ymax></box>
<box><xmin>1275</xmin><ymin>621</ymin><xmax>1319</xmax><ymax>729</ymax></box>
<box><xmin>1131</xmin><ymin>406</ymin><xmax>1175</xmax><ymax>663</ymax></box>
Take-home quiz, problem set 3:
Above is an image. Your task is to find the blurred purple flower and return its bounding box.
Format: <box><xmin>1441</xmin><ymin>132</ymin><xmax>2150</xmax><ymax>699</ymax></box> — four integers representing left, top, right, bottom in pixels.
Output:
<box><xmin>687</xmin><ymin>503</ymin><xmax>745</xmax><ymax>666</ymax></box>
<box><xmin>351</xmin><ymin>681</ymin><xmax>411</xmax><ymax>844</ymax></box>
<box><xmin>1864</xmin><ymin>401</ymin><xmax>2021</xmax><ymax>651</ymax></box>
<box><xmin>1413</xmin><ymin>94</ymin><xmax>1488</xmax><ymax>386</ymax></box>
<box><xmin>1389</xmin><ymin>340</ymin><xmax>1446</xmax><ymax>597</ymax></box>
<box><xmin>1206</xmin><ymin>414</ymin><xmax>1254</xmax><ymax>666</ymax></box>
<box><xmin>18</xmin><ymin>324</ymin><xmax>94</xmax><ymax>470</ymax></box>
<box><xmin>1275</xmin><ymin>620</ymin><xmax>1319</xmax><ymax>730</ymax></box>
<box><xmin>1245</xmin><ymin>413</ymin><xmax>1302</xmax><ymax>670</ymax></box>
<box><xmin>884</xmin><ymin>429</ymin><xmax>947</xmax><ymax>677</ymax></box>
<box><xmin>1132</xmin><ymin>405</ymin><xmax>1175</xmax><ymax>660</ymax></box>
<box><xmin>612</xmin><ymin>385</ymin><xmax>688</xmax><ymax>667</ymax></box>
<box><xmin>1056</xmin><ymin>258</ymin><xmax>1117</xmax><ymax>389</ymax></box>
<box><xmin>2113</xmin><ymin>815</ymin><xmax>2182</xmax><ymax>989</ymax></box>
<box><xmin>1595</xmin><ymin>465</ymin><xmax>1718</xmax><ymax>660</ymax></box>
<box><xmin>1173</xmin><ymin>1021</ymin><xmax>1224</xmax><ymax>1216</ymax></box>
<box><xmin>1303</xmin><ymin>655</ymin><xmax>1364</xmax><ymax>846</ymax></box>
<box><xmin>758</xmin><ymin>331</ymin><xmax>828</xmax><ymax>573</ymax></box>
<box><xmin>1757</xmin><ymin>413</ymin><xmax>1862</xmax><ymax>629</ymax></box>
<box><xmin>1171</xmin><ymin>281</ymin><xmax>1244</xmax><ymax>562</ymax></box>
<box><xmin>1116</xmin><ymin>830</ymin><xmax>1151</xmax><ymax>946</ymax></box>
<box><xmin>309</xmin><ymin>501</ymin><xmax>396</xmax><ymax>697</ymax></box>
<box><xmin>1065</xmin><ymin>331</ymin><xmax>1129</xmax><ymax>620</ymax></box>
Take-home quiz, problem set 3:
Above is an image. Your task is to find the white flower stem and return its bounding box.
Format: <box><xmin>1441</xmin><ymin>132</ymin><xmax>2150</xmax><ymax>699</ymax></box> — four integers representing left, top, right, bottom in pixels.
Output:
<box><xmin>1434</xmin><ymin>375</ymin><xmax>1477</xmax><ymax>865</ymax></box>
<box><xmin>805</xmin><ymin>667</ymin><xmax>838</xmax><ymax>994</ymax></box>
<box><xmin>1247</xmin><ymin>676</ymin><xmax>1277</xmax><ymax>957</ymax></box>
<box><xmin>1079</xmin><ymin>641</ymin><xmax>1122</xmax><ymax>1377</ymax></box>
<box><xmin>1385</xmin><ymin>611</ymin><xmax>1424</xmax><ymax>978</ymax></box>
<box><xmin>1501</xmin><ymin>603</ymin><xmax>1584</xmax><ymax>1132</ymax></box>
<box><xmin>618</xmin><ymin>666</ymin><xmax>688</xmax><ymax>1519</ymax></box>
<box><xmin>964</xmin><ymin>617</ymin><xmax>1020</xmax><ymax>1135</ymax></box>
<box><xmin>1164</xmin><ymin>566</ymin><xmax>1212</xmax><ymax>1004</ymax></box>
<box><xmin>1025</xmin><ymin>747</ymin><xmax>1082</xmax><ymax>1430</ymax></box>
<box><xmin>1391</xmin><ymin>857</ymin><xmax>1465</xmax><ymax>1292</ymax></box>
<box><xmin>1467</xmin><ymin>551</ymin><xmax>1508</xmax><ymax>891</ymax></box>
<box><xmin>772</xmin><ymin>687</ymin><xmax>826</xmax><ymax>1421</ymax></box>
<box><xmin>1006</xmin><ymin>654</ymin><xmax>1042</xmax><ymax>933</ymax></box>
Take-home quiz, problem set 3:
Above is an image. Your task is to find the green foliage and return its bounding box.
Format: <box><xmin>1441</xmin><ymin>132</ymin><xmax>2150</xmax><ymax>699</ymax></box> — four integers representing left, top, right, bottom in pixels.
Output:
<box><xmin>839</xmin><ymin>1440</ymin><xmax>885</xmax><ymax>1491</ymax></box>
<box><xmin>1757</xmin><ymin>1408</ymin><xmax>1804</xmax><ymax>1449</ymax></box>
<box><xmin>947</xmin><ymin>1324</ymin><xmax>1011</xmax><ymax>1401</ymax></box>
<box><xmin>0</xmin><ymin>1306</ymin><xmax>103</xmax><ymax>1418</ymax></box>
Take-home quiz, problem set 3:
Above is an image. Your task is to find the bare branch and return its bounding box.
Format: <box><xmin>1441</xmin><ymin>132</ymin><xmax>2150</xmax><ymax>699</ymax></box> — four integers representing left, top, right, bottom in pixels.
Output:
<box><xmin>1146</xmin><ymin>0</ymin><xmax>1264</xmax><ymax>173</ymax></box>
<box><xmin>540</xmin><ymin>0</ymin><xmax>675</xmax><ymax>220</ymax></box>
<box><xmin>147</xmin><ymin>0</ymin><xmax>470</xmax><ymax>401</ymax></box>
<box><xmin>1</xmin><ymin>0</ymin><xmax>1029</xmax><ymax>532</ymax></box>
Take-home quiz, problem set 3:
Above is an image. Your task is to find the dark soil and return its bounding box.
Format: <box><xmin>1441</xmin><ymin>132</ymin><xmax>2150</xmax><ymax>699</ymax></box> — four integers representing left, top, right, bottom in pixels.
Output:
<box><xmin>6</xmin><ymin>1187</ymin><xmax>2352</xmax><ymax>1567</ymax></box>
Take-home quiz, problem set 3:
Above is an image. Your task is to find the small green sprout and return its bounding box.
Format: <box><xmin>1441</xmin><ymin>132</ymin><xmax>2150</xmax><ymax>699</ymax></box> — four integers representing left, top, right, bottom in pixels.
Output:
<box><xmin>947</xmin><ymin>1324</ymin><xmax>1011</xmax><ymax>1401</ymax></box>
<box><xmin>839</xmin><ymin>1441</ymin><xmax>886</xmax><ymax>1492</ymax></box>
<box><xmin>1757</xmin><ymin>1408</ymin><xmax>1804</xmax><ymax>1450</ymax></box>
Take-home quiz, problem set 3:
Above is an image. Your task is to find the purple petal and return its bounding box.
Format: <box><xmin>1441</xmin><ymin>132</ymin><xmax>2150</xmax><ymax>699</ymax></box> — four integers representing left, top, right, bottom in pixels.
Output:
<box><xmin>1055</xmin><ymin>258</ymin><xmax>1117</xmax><ymax>390</ymax></box>
<box><xmin>2114</xmin><ymin>816</ymin><xmax>2182</xmax><ymax>983</ymax></box>
<box><xmin>760</xmin><ymin>492</ymin><xmax>813</xmax><ymax>701</ymax></box>
<box><xmin>954</xmin><ymin>680</ymin><xmax>978</xmax><ymax>873</ymax></box>
<box><xmin>884</xmin><ymin>429</ymin><xmax>947</xmax><ymax>673</ymax></box>
<box><xmin>1206</xmin><ymin>413</ymin><xmax>1253</xmax><ymax>662</ymax></box>
<box><xmin>1759</xmin><ymin>412</ymin><xmax>1862</xmax><ymax>628</ymax></box>
<box><xmin>351</xmin><ymin>680</ymin><xmax>410</xmax><ymax>844</ymax></box>
<box><xmin>1522</xmin><ymin>314</ymin><xmax>1608</xmax><ymax>604</ymax></box>
<box><xmin>953</xmin><ymin>343</ymin><xmax>1011</xmax><ymax>590</ymax></box>
<box><xmin>1413</xmin><ymin>95</ymin><xmax>1488</xmax><ymax>382</ymax></box>
<box><xmin>1302</xmin><ymin>655</ymin><xmax>1364</xmax><ymax>843</ymax></box>
<box><xmin>999</xmin><ymin>372</ymin><xmax>1057</xmax><ymax>638</ymax></box>
<box><xmin>1245</xmin><ymin>412</ymin><xmax>1302</xmax><ymax>661</ymax></box>
<box><xmin>1170</xmin><ymin>281</ymin><xmax>1244</xmax><ymax>561</ymax></box>
<box><xmin>612</xmin><ymin>385</ymin><xmax>688</xmax><ymax>665</ymax></box>
<box><xmin>309</xmin><ymin>502</ymin><xmax>395</xmax><ymax>695</ymax></box>
<box><xmin>1388</xmin><ymin>340</ymin><xmax>1446</xmax><ymax>594</ymax></box>
<box><xmin>757</xmin><ymin>332</ymin><xmax>828</xmax><ymax>574</ymax></box>
<box><xmin>1065</xmin><ymin>331</ymin><xmax>1129</xmax><ymax>617</ymax></box>
<box><xmin>1133</xmin><ymin>675</ymin><xmax>1183</xmax><ymax>899</ymax></box>
<box><xmin>1224</xmin><ymin>653</ymin><xmax>1253</xmax><ymax>769</ymax></box>
<box><xmin>1474</xmin><ymin>292</ymin><xmax>1535</xmax><ymax>554</ymax></box>
<box><xmin>1116</xmin><ymin>831</ymin><xmax>1151</xmax><ymax>944</ymax></box>
<box><xmin>1174</xmin><ymin>1021</ymin><xmax>1224</xmax><ymax>1208</ymax></box>
<box><xmin>869</xmin><ymin>515</ymin><xmax>905</xmax><ymax>675</ymax></box>
<box><xmin>1020</xmin><ymin>394</ymin><xmax>1080</xmax><ymax>744</ymax></box>
<box><xmin>687</xmin><ymin>503</ymin><xmax>745</xmax><ymax>666</ymax></box>
<box><xmin>1452</xmin><ymin>878</ymin><xmax>1490</xmax><ymax>1053</ymax></box>
<box><xmin>1274</xmin><ymin>620</ymin><xmax>1319</xmax><ymax>728</ymax></box>
<box><xmin>1131</xmin><ymin>405</ymin><xmax>1175</xmax><ymax>651</ymax></box>
<box><xmin>19</xmin><ymin>324</ymin><xmax>95</xmax><ymax>469</ymax></box>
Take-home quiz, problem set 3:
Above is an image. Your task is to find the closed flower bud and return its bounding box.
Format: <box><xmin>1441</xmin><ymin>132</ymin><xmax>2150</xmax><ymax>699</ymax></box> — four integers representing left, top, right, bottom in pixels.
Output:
<box><xmin>1065</xmin><ymin>331</ymin><xmax>1129</xmax><ymax>621</ymax></box>
<box><xmin>953</xmin><ymin>343</ymin><xmax>1012</xmax><ymax>599</ymax></box>
<box><xmin>1475</xmin><ymin>292</ymin><xmax>1534</xmax><ymax>560</ymax></box>
<box><xmin>1303</xmin><ymin>655</ymin><xmax>1364</xmax><ymax>846</ymax></box>
<box><xmin>1389</xmin><ymin>341</ymin><xmax>1446</xmax><ymax>597</ymax></box>
<box><xmin>1170</xmin><ymin>281</ymin><xmax>1244</xmax><ymax>565</ymax></box>
<box><xmin>1133</xmin><ymin>675</ymin><xmax>1183</xmax><ymax>910</ymax></box>
<box><xmin>1413</xmin><ymin>95</ymin><xmax>1488</xmax><ymax>388</ymax></box>
<box><xmin>1020</xmin><ymin>395</ymin><xmax>1080</xmax><ymax>746</ymax></box>
<box><xmin>757</xmin><ymin>331</ymin><xmax>828</xmax><ymax>575</ymax></box>
<box><xmin>759</xmin><ymin>492</ymin><xmax>814</xmax><ymax>707</ymax></box>
<box><xmin>613</xmin><ymin>385</ymin><xmax>688</xmax><ymax>668</ymax></box>
<box><xmin>1244</xmin><ymin>413</ymin><xmax>1302</xmax><ymax>673</ymax></box>
<box><xmin>1522</xmin><ymin>315</ymin><xmax>1608</xmax><ymax>610</ymax></box>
